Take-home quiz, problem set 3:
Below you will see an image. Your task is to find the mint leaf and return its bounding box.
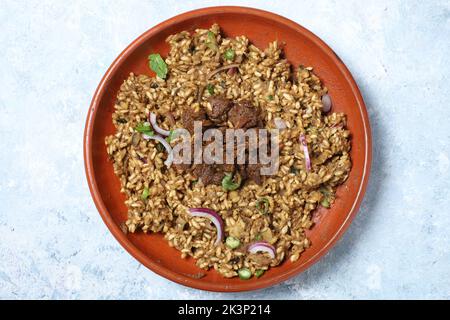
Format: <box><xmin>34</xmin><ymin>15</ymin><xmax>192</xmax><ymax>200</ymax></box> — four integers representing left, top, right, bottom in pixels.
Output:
<box><xmin>256</xmin><ymin>198</ymin><xmax>270</xmax><ymax>214</ymax></box>
<box><xmin>206</xmin><ymin>84</ymin><xmax>215</xmax><ymax>95</ymax></box>
<box><xmin>222</xmin><ymin>173</ymin><xmax>241</xmax><ymax>191</ymax></box>
<box><xmin>135</xmin><ymin>122</ymin><xmax>154</xmax><ymax>136</ymax></box>
<box><xmin>166</xmin><ymin>130</ymin><xmax>176</xmax><ymax>143</ymax></box>
<box><xmin>148</xmin><ymin>53</ymin><xmax>168</xmax><ymax>79</ymax></box>
<box><xmin>206</xmin><ymin>31</ymin><xmax>218</xmax><ymax>51</ymax></box>
<box><xmin>141</xmin><ymin>187</ymin><xmax>150</xmax><ymax>200</ymax></box>
<box><xmin>224</xmin><ymin>49</ymin><xmax>235</xmax><ymax>60</ymax></box>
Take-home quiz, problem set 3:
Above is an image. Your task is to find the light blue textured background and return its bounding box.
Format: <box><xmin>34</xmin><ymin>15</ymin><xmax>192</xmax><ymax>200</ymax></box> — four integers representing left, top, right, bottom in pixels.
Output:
<box><xmin>1</xmin><ymin>0</ymin><xmax>449</xmax><ymax>300</ymax></box>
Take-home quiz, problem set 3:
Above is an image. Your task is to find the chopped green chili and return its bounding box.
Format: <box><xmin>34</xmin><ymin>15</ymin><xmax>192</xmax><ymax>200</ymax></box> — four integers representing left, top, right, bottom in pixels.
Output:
<box><xmin>256</xmin><ymin>198</ymin><xmax>270</xmax><ymax>214</ymax></box>
<box><xmin>207</xmin><ymin>84</ymin><xmax>215</xmax><ymax>95</ymax></box>
<box><xmin>224</xmin><ymin>49</ymin><xmax>235</xmax><ymax>60</ymax></box>
<box><xmin>141</xmin><ymin>187</ymin><xmax>150</xmax><ymax>200</ymax></box>
<box><xmin>222</xmin><ymin>173</ymin><xmax>241</xmax><ymax>191</ymax></box>
<box><xmin>255</xmin><ymin>269</ymin><xmax>265</xmax><ymax>278</ymax></box>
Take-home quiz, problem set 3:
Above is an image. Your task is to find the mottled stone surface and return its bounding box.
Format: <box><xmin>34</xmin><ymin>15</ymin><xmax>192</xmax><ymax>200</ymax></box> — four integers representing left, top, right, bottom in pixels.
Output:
<box><xmin>0</xmin><ymin>0</ymin><xmax>449</xmax><ymax>299</ymax></box>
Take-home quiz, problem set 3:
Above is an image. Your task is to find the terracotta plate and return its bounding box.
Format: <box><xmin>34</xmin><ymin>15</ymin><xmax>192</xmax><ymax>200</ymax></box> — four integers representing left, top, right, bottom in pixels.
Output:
<box><xmin>84</xmin><ymin>6</ymin><xmax>372</xmax><ymax>292</ymax></box>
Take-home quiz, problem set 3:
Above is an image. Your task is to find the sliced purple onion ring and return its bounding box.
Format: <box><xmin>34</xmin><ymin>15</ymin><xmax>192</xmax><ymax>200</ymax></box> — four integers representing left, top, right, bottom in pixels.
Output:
<box><xmin>207</xmin><ymin>63</ymin><xmax>240</xmax><ymax>79</ymax></box>
<box><xmin>248</xmin><ymin>241</ymin><xmax>276</xmax><ymax>259</ymax></box>
<box><xmin>321</xmin><ymin>94</ymin><xmax>332</xmax><ymax>113</ymax></box>
<box><xmin>149</xmin><ymin>112</ymin><xmax>171</xmax><ymax>136</ymax></box>
<box><xmin>188</xmin><ymin>208</ymin><xmax>224</xmax><ymax>245</ymax></box>
<box><xmin>227</xmin><ymin>67</ymin><xmax>237</xmax><ymax>75</ymax></box>
<box><xmin>142</xmin><ymin>134</ymin><xmax>173</xmax><ymax>167</ymax></box>
<box><xmin>299</xmin><ymin>134</ymin><xmax>311</xmax><ymax>172</ymax></box>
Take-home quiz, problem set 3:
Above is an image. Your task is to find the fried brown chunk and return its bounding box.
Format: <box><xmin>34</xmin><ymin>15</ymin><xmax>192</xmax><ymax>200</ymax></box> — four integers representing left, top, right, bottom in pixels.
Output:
<box><xmin>207</xmin><ymin>96</ymin><xmax>233</xmax><ymax>124</ymax></box>
<box><xmin>228</xmin><ymin>100</ymin><xmax>261</xmax><ymax>129</ymax></box>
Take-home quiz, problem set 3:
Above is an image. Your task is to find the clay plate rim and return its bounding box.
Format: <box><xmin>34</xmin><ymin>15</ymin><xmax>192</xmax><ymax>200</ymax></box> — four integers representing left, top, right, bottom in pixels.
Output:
<box><xmin>84</xmin><ymin>6</ymin><xmax>372</xmax><ymax>292</ymax></box>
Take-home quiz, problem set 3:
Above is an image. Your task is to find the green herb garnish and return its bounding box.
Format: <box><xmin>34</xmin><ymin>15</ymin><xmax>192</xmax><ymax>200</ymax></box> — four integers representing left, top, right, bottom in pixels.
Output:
<box><xmin>238</xmin><ymin>268</ymin><xmax>252</xmax><ymax>280</ymax></box>
<box><xmin>166</xmin><ymin>130</ymin><xmax>176</xmax><ymax>143</ymax></box>
<box><xmin>255</xmin><ymin>269</ymin><xmax>265</xmax><ymax>278</ymax></box>
<box><xmin>256</xmin><ymin>198</ymin><xmax>270</xmax><ymax>214</ymax></box>
<box><xmin>224</xmin><ymin>49</ymin><xmax>235</xmax><ymax>60</ymax></box>
<box><xmin>319</xmin><ymin>187</ymin><xmax>331</xmax><ymax>208</ymax></box>
<box><xmin>135</xmin><ymin>122</ymin><xmax>154</xmax><ymax>136</ymax></box>
<box><xmin>206</xmin><ymin>31</ymin><xmax>218</xmax><ymax>51</ymax></box>
<box><xmin>207</xmin><ymin>84</ymin><xmax>215</xmax><ymax>95</ymax></box>
<box><xmin>320</xmin><ymin>198</ymin><xmax>330</xmax><ymax>208</ymax></box>
<box><xmin>267</xmin><ymin>95</ymin><xmax>274</xmax><ymax>101</ymax></box>
<box><xmin>255</xmin><ymin>233</ymin><xmax>262</xmax><ymax>241</ymax></box>
<box><xmin>148</xmin><ymin>53</ymin><xmax>168</xmax><ymax>79</ymax></box>
<box><xmin>222</xmin><ymin>173</ymin><xmax>241</xmax><ymax>191</ymax></box>
<box><xmin>141</xmin><ymin>187</ymin><xmax>150</xmax><ymax>200</ymax></box>
<box><xmin>225</xmin><ymin>236</ymin><xmax>240</xmax><ymax>249</ymax></box>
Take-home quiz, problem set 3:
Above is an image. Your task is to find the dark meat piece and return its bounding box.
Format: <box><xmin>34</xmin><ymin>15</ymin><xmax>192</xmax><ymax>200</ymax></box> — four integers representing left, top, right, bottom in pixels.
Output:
<box><xmin>227</xmin><ymin>100</ymin><xmax>261</xmax><ymax>129</ymax></box>
<box><xmin>246</xmin><ymin>163</ymin><xmax>263</xmax><ymax>185</ymax></box>
<box><xmin>203</xmin><ymin>134</ymin><xmax>235</xmax><ymax>173</ymax></box>
<box><xmin>222</xmin><ymin>162</ymin><xmax>235</xmax><ymax>173</ymax></box>
<box><xmin>192</xmin><ymin>163</ymin><xmax>234</xmax><ymax>186</ymax></box>
<box><xmin>173</xmin><ymin>162</ymin><xmax>191</xmax><ymax>173</ymax></box>
<box><xmin>235</xmin><ymin>163</ymin><xmax>263</xmax><ymax>185</ymax></box>
<box><xmin>220</xmin><ymin>139</ymin><xmax>236</xmax><ymax>173</ymax></box>
<box><xmin>181</xmin><ymin>108</ymin><xmax>212</xmax><ymax>134</ymax></box>
<box><xmin>172</xmin><ymin>139</ymin><xmax>195</xmax><ymax>173</ymax></box>
<box><xmin>237</xmin><ymin>164</ymin><xmax>247</xmax><ymax>181</ymax></box>
<box><xmin>166</xmin><ymin>112</ymin><xmax>176</xmax><ymax>126</ymax></box>
<box><xmin>207</xmin><ymin>97</ymin><xmax>233</xmax><ymax>124</ymax></box>
<box><xmin>192</xmin><ymin>164</ymin><xmax>223</xmax><ymax>186</ymax></box>
<box><xmin>229</xmin><ymin>256</ymin><xmax>241</xmax><ymax>264</ymax></box>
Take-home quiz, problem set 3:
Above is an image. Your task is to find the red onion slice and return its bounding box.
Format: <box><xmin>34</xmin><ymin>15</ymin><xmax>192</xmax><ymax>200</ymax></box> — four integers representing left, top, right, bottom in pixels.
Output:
<box><xmin>188</xmin><ymin>208</ymin><xmax>224</xmax><ymax>245</ymax></box>
<box><xmin>321</xmin><ymin>94</ymin><xmax>332</xmax><ymax>113</ymax></box>
<box><xmin>227</xmin><ymin>67</ymin><xmax>237</xmax><ymax>75</ymax></box>
<box><xmin>248</xmin><ymin>241</ymin><xmax>276</xmax><ymax>259</ymax></box>
<box><xmin>142</xmin><ymin>134</ymin><xmax>173</xmax><ymax>167</ymax></box>
<box><xmin>149</xmin><ymin>112</ymin><xmax>171</xmax><ymax>136</ymax></box>
<box><xmin>299</xmin><ymin>134</ymin><xmax>311</xmax><ymax>171</ymax></box>
<box><xmin>207</xmin><ymin>63</ymin><xmax>240</xmax><ymax>79</ymax></box>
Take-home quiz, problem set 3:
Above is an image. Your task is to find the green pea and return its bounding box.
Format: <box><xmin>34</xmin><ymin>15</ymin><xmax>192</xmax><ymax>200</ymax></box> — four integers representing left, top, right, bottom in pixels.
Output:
<box><xmin>226</xmin><ymin>236</ymin><xmax>240</xmax><ymax>249</ymax></box>
<box><xmin>238</xmin><ymin>268</ymin><xmax>252</xmax><ymax>280</ymax></box>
